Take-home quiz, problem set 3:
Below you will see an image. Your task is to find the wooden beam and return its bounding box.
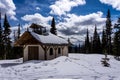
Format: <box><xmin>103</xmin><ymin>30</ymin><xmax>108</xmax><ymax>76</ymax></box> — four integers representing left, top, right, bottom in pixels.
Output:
<box><xmin>61</xmin><ymin>46</ymin><xmax>65</xmax><ymax>56</ymax></box>
<box><xmin>54</xmin><ymin>46</ymin><xmax>58</xmax><ymax>58</ymax></box>
<box><xmin>41</xmin><ymin>45</ymin><xmax>50</xmax><ymax>60</ymax></box>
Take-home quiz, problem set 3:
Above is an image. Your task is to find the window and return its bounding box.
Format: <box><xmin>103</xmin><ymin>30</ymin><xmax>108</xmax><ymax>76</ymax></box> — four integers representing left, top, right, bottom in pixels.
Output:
<box><xmin>50</xmin><ymin>48</ymin><xmax>53</xmax><ymax>55</ymax></box>
<box><xmin>58</xmin><ymin>48</ymin><xmax>61</xmax><ymax>54</ymax></box>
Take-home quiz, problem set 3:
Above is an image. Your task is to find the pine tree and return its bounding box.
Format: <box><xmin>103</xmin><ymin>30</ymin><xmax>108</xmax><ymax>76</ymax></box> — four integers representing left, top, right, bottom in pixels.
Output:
<box><xmin>102</xmin><ymin>28</ymin><xmax>107</xmax><ymax>54</ymax></box>
<box><xmin>74</xmin><ymin>45</ymin><xmax>78</xmax><ymax>53</ymax></box>
<box><xmin>113</xmin><ymin>18</ymin><xmax>120</xmax><ymax>60</ymax></box>
<box><xmin>113</xmin><ymin>31</ymin><xmax>120</xmax><ymax>58</ymax></box>
<box><xmin>0</xmin><ymin>12</ymin><xmax>3</xmax><ymax>44</ymax></box>
<box><xmin>0</xmin><ymin>12</ymin><xmax>4</xmax><ymax>59</ymax></box>
<box><xmin>89</xmin><ymin>37</ymin><xmax>93</xmax><ymax>53</ymax></box>
<box><xmin>85</xmin><ymin>29</ymin><xmax>90</xmax><ymax>53</ymax></box>
<box><xmin>3</xmin><ymin>14</ymin><xmax>12</xmax><ymax>59</ymax></box>
<box><xmin>78</xmin><ymin>43</ymin><xmax>81</xmax><ymax>53</ymax></box>
<box><xmin>3</xmin><ymin>14</ymin><xmax>11</xmax><ymax>36</ymax></box>
<box><xmin>17</xmin><ymin>23</ymin><xmax>21</xmax><ymax>39</ymax></box>
<box><xmin>13</xmin><ymin>30</ymin><xmax>17</xmax><ymax>42</ymax></box>
<box><xmin>50</xmin><ymin>17</ymin><xmax>57</xmax><ymax>35</ymax></box>
<box><xmin>14</xmin><ymin>23</ymin><xmax>21</xmax><ymax>42</ymax></box>
<box><xmin>0</xmin><ymin>12</ymin><xmax>2</xmax><ymax>44</ymax></box>
<box><xmin>68</xmin><ymin>38</ymin><xmax>72</xmax><ymax>53</ymax></box>
<box><xmin>92</xmin><ymin>25</ymin><xmax>102</xmax><ymax>53</ymax></box>
<box><xmin>105</xmin><ymin>9</ymin><xmax>112</xmax><ymax>54</ymax></box>
<box><xmin>97</xmin><ymin>33</ymin><xmax>102</xmax><ymax>53</ymax></box>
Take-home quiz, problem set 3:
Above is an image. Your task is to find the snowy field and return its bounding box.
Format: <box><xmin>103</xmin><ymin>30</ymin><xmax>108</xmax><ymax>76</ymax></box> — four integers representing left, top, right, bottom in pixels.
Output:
<box><xmin>0</xmin><ymin>53</ymin><xmax>120</xmax><ymax>80</ymax></box>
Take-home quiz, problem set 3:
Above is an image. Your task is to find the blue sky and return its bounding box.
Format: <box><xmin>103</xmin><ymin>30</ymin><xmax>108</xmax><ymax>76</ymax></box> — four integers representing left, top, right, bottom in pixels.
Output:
<box><xmin>1</xmin><ymin>0</ymin><xmax>120</xmax><ymax>43</ymax></box>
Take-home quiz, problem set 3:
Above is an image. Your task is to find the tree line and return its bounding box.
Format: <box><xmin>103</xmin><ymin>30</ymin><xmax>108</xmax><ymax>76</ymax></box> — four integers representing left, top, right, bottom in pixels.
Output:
<box><xmin>69</xmin><ymin>9</ymin><xmax>120</xmax><ymax>60</ymax></box>
<box><xmin>0</xmin><ymin>13</ymin><xmax>21</xmax><ymax>59</ymax></box>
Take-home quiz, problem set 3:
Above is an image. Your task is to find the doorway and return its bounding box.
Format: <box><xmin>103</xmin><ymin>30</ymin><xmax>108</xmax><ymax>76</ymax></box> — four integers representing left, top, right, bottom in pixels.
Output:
<box><xmin>28</xmin><ymin>46</ymin><xmax>39</xmax><ymax>60</ymax></box>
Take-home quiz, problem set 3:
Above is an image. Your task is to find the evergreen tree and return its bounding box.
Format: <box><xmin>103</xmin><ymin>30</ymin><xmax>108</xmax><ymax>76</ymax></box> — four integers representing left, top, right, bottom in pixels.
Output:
<box><xmin>74</xmin><ymin>45</ymin><xmax>78</xmax><ymax>53</ymax></box>
<box><xmin>3</xmin><ymin>14</ymin><xmax>12</xmax><ymax>59</ymax></box>
<box><xmin>78</xmin><ymin>43</ymin><xmax>81</xmax><ymax>53</ymax></box>
<box><xmin>68</xmin><ymin>38</ymin><xmax>72</xmax><ymax>53</ymax></box>
<box><xmin>92</xmin><ymin>25</ymin><xmax>102</xmax><ymax>53</ymax></box>
<box><xmin>105</xmin><ymin>9</ymin><xmax>112</xmax><ymax>54</ymax></box>
<box><xmin>102</xmin><ymin>28</ymin><xmax>107</xmax><ymax>54</ymax></box>
<box><xmin>85</xmin><ymin>29</ymin><xmax>90</xmax><ymax>53</ymax></box>
<box><xmin>0</xmin><ymin>12</ymin><xmax>4</xmax><ymax>59</ymax></box>
<box><xmin>13</xmin><ymin>30</ymin><xmax>17</xmax><ymax>42</ymax></box>
<box><xmin>14</xmin><ymin>24</ymin><xmax>21</xmax><ymax>42</ymax></box>
<box><xmin>0</xmin><ymin>12</ymin><xmax>3</xmax><ymax>44</ymax></box>
<box><xmin>113</xmin><ymin>31</ymin><xmax>120</xmax><ymax>58</ymax></box>
<box><xmin>113</xmin><ymin>18</ymin><xmax>120</xmax><ymax>60</ymax></box>
<box><xmin>50</xmin><ymin>17</ymin><xmax>57</xmax><ymax>35</ymax></box>
<box><xmin>17</xmin><ymin>23</ymin><xmax>21</xmax><ymax>39</ymax></box>
<box><xmin>89</xmin><ymin>37</ymin><xmax>93</xmax><ymax>53</ymax></box>
<box><xmin>81</xmin><ymin>44</ymin><xmax>85</xmax><ymax>53</ymax></box>
<box><xmin>0</xmin><ymin>12</ymin><xmax>2</xmax><ymax>43</ymax></box>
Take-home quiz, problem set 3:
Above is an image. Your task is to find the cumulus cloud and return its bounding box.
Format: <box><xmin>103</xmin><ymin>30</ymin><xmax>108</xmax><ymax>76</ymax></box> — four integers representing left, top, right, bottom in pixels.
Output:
<box><xmin>0</xmin><ymin>0</ymin><xmax>17</xmax><ymax>20</ymax></box>
<box><xmin>99</xmin><ymin>0</ymin><xmax>120</xmax><ymax>10</ymax></box>
<box><xmin>50</xmin><ymin>0</ymin><xmax>86</xmax><ymax>16</ymax></box>
<box><xmin>57</xmin><ymin>11</ymin><xmax>106</xmax><ymax>42</ymax></box>
<box><xmin>21</xmin><ymin>13</ymin><xmax>52</xmax><ymax>27</ymax></box>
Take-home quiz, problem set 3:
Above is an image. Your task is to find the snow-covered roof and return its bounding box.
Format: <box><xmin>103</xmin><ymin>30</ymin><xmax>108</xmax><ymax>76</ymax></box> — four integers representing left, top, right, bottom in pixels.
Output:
<box><xmin>30</xmin><ymin>31</ymin><xmax>68</xmax><ymax>45</ymax></box>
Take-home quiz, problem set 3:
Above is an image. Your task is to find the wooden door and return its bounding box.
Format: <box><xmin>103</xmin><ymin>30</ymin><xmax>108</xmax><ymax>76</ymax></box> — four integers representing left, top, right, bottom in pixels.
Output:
<box><xmin>28</xmin><ymin>46</ymin><xmax>39</xmax><ymax>60</ymax></box>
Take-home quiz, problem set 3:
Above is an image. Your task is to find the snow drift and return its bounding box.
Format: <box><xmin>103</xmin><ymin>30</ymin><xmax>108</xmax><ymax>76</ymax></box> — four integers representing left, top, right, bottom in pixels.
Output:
<box><xmin>0</xmin><ymin>54</ymin><xmax>120</xmax><ymax>80</ymax></box>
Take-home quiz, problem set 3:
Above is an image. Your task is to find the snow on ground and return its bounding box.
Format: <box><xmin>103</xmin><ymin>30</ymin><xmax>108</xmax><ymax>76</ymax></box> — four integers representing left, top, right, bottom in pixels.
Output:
<box><xmin>0</xmin><ymin>53</ymin><xmax>120</xmax><ymax>80</ymax></box>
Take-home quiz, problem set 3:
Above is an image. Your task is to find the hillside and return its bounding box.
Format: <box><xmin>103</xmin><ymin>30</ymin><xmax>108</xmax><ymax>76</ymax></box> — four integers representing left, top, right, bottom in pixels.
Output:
<box><xmin>0</xmin><ymin>54</ymin><xmax>120</xmax><ymax>80</ymax></box>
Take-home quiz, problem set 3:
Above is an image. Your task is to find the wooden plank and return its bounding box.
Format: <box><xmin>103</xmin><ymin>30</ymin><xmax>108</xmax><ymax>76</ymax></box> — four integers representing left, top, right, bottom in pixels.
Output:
<box><xmin>28</xmin><ymin>46</ymin><xmax>39</xmax><ymax>60</ymax></box>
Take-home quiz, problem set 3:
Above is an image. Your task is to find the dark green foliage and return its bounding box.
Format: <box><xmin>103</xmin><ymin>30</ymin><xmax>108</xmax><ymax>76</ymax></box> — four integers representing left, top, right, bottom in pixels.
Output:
<box><xmin>105</xmin><ymin>9</ymin><xmax>112</xmax><ymax>54</ymax></box>
<box><xmin>3</xmin><ymin>14</ymin><xmax>12</xmax><ymax>59</ymax></box>
<box><xmin>102</xmin><ymin>28</ymin><xmax>107</xmax><ymax>54</ymax></box>
<box><xmin>0</xmin><ymin>12</ymin><xmax>2</xmax><ymax>43</ymax></box>
<box><xmin>3</xmin><ymin>14</ymin><xmax>11</xmax><ymax>36</ymax></box>
<box><xmin>92</xmin><ymin>26</ymin><xmax>102</xmax><ymax>53</ymax></box>
<box><xmin>100</xmin><ymin>9</ymin><xmax>112</xmax><ymax>65</ymax></box>
<box><xmin>50</xmin><ymin>17</ymin><xmax>57</xmax><ymax>35</ymax></box>
<box><xmin>113</xmin><ymin>18</ymin><xmax>120</xmax><ymax>60</ymax></box>
<box><xmin>13</xmin><ymin>30</ymin><xmax>17</xmax><ymax>42</ymax></box>
<box><xmin>17</xmin><ymin>24</ymin><xmax>21</xmax><ymax>39</ymax></box>
<box><xmin>113</xmin><ymin>31</ymin><xmax>120</xmax><ymax>57</ymax></box>
<box><xmin>68</xmin><ymin>38</ymin><xmax>72</xmax><ymax>53</ymax></box>
<box><xmin>82</xmin><ymin>45</ymin><xmax>86</xmax><ymax>53</ymax></box>
<box><xmin>0</xmin><ymin>12</ymin><xmax>5</xmax><ymax>59</ymax></box>
<box><xmin>85</xmin><ymin>29</ymin><xmax>90</xmax><ymax>53</ymax></box>
<box><xmin>68</xmin><ymin>45</ymin><xmax>72</xmax><ymax>53</ymax></box>
<box><xmin>89</xmin><ymin>37</ymin><xmax>93</xmax><ymax>53</ymax></box>
<box><xmin>78</xmin><ymin>43</ymin><xmax>81</xmax><ymax>53</ymax></box>
<box><xmin>101</xmin><ymin>58</ymin><xmax>110</xmax><ymax>67</ymax></box>
<box><xmin>6</xmin><ymin>44</ymin><xmax>12</xmax><ymax>59</ymax></box>
<box><xmin>0</xmin><ymin>12</ymin><xmax>2</xmax><ymax>42</ymax></box>
<box><xmin>11</xmin><ymin>47</ymin><xmax>23</xmax><ymax>59</ymax></box>
<box><xmin>74</xmin><ymin>45</ymin><xmax>78</xmax><ymax>53</ymax></box>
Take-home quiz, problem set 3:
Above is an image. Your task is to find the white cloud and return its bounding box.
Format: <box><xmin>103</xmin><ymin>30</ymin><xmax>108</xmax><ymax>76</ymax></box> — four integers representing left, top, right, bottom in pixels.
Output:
<box><xmin>36</xmin><ymin>7</ymin><xmax>40</xmax><ymax>10</ymax></box>
<box><xmin>99</xmin><ymin>0</ymin><xmax>120</xmax><ymax>10</ymax></box>
<box><xmin>0</xmin><ymin>0</ymin><xmax>17</xmax><ymax>20</ymax></box>
<box><xmin>50</xmin><ymin>0</ymin><xmax>86</xmax><ymax>16</ymax></box>
<box><xmin>57</xmin><ymin>11</ymin><xmax>106</xmax><ymax>42</ymax></box>
<box><xmin>21</xmin><ymin>13</ymin><xmax>52</xmax><ymax>27</ymax></box>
